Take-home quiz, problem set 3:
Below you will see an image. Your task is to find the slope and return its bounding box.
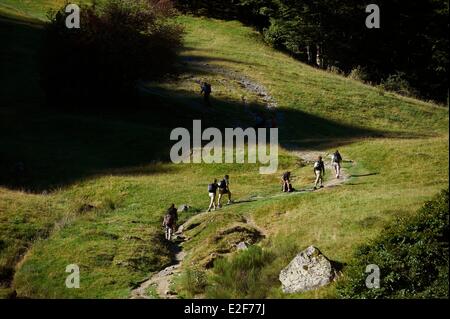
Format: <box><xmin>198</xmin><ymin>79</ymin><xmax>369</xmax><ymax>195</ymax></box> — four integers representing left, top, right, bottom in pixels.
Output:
<box><xmin>0</xmin><ymin>3</ymin><xmax>448</xmax><ymax>299</ymax></box>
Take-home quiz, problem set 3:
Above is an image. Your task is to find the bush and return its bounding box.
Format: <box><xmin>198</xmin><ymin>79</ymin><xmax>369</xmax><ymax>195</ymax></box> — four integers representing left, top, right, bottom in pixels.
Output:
<box><xmin>337</xmin><ymin>189</ymin><xmax>449</xmax><ymax>299</ymax></box>
<box><xmin>380</xmin><ymin>72</ymin><xmax>418</xmax><ymax>98</ymax></box>
<box><xmin>205</xmin><ymin>245</ymin><xmax>276</xmax><ymax>298</ymax></box>
<box><xmin>42</xmin><ymin>0</ymin><xmax>184</xmax><ymax>108</ymax></box>
<box><xmin>327</xmin><ymin>65</ymin><xmax>343</xmax><ymax>75</ymax></box>
<box><xmin>177</xmin><ymin>267</ymin><xmax>208</xmax><ymax>298</ymax></box>
<box><xmin>347</xmin><ymin>66</ymin><xmax>370</xmax><ymax>82</ymax></box>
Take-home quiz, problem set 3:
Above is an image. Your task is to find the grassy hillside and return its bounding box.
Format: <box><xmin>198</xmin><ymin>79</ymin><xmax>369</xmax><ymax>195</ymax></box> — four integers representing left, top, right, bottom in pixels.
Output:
<box><xmin>0</xmin><ymin>0</ymin><xmax>94</xmax><ymax>20</ymax></box>
<box><xmin>0</xmin><ymin>1</ymin><xmax>448</xmax><ymax>299</ymax></box>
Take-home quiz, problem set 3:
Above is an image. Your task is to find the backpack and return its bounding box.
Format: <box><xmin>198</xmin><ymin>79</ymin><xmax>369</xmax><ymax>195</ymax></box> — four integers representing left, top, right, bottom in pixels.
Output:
<box><xmin>332</xmin><ymin>152</ymin><xmax>342</xmax><ymax>163</ymax></box>
<box><xmin>219</xmin><ymin>179</ymin><xmax>227</xmax><ymax>189</ymax></box>
<box><xmin>289</xmin><ymin>184</ymin><xmax>295</xmax><ymax>192</ymax></box>
<box><xmin>208</xmin><ymin>183</ymin><xmax>216</xmax><ymax>193</ymax></box>
<box><xmin>203</xmin><ymin>83</ymin><xmax>211</xmax><ymax>94</ymax></box>
<box><xmin>164</xmin><ymin>213</ymin><xmax>174</xmax><ymax>227</ymax></box>
<box><xmin>314</xmin><ymin>161</ymin><xmax>323</xmax><ymax>170</ymax></box>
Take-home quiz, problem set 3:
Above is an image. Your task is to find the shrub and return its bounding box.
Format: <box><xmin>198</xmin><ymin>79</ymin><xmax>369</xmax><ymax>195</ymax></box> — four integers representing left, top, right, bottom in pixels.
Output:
<box><xmin>177</xmin><ymin>267</ymin><xmax>208</xmax><ymax>298</ymax></box>
<box><xmin>380</xmin><ymin>72</ymin><xmax>418</xmax><ymax>98</ymax></box>
<box><xmin>347</xmin><ymin>66</ymin><xmax>370</xmax><ymax>82</ymax></box>
<box><xmin>337</xmin><ymin>189</ymin><xmax>449</xmax><ymax>299</ymax></box>
<box><xmin>205</xmin><ymin>245</ymin><xmax>276</xmax><ymax>298</ymax></box>
<box><xmin>262</xmin><ymin>19</ymin><xmax>286</xmax><ymax>50</ymax></box>
<box><xmin>41</xmin><ymin>0</ymin><xmax>184</xmax><ymax>108</ymax></box>
<box><xmin>327</xmin><ymin>65</ymin><xmax>343</xmax><ymax>75</ymax></box>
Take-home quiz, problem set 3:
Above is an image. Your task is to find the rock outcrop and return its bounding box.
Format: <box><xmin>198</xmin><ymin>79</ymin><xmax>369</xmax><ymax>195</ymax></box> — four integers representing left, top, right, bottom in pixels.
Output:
<box><xmin>279</xmin><ymin>246</ymin><xmax>336</xmax><ymax>293</ymax></box>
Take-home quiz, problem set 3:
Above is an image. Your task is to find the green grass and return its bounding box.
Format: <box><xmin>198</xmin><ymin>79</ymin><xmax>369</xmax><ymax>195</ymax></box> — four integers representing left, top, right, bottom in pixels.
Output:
<box><xmin>0</xmin><ymin>0</ymin><xmax>94</xmax><ymax>20</ymax></box>
<box><xmin>177</xmin><ymin>16</ymin><xmax>448</xmax><ymax>139</ymax></box>
<box><xmin>0</xmin><ymin>2</ymin><xmax>448</xmax><ymax>299</ymax></box>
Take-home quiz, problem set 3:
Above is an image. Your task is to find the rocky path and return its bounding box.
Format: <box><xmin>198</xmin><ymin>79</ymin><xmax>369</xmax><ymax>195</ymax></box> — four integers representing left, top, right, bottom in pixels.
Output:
<box><xmin>245</xmin><ymin>150</ymin><xmax>353</xmax><ymax>203</ymax></box>
<box><xmin>131</xmin><ymin>63</ymin><xmax>352</xmax><ymax>299</ymax></box>
<box><xmin>183</xmin><ymin>60</ymin><xmax>278</xmax><ymax>109</ymax></box>
<box><xmin>291</xmin><ymin>149</ymin><xmax>353</xmax><ymax>188</ymax></box>
<box><xmin>130</xmin><ymin>150</ymin><xmax>352</xmax><ymax>299</ymax></box>
<box><xmin>183</xmin><ymin>60</ymin><xmax>284</xmax><ymax>127</ymax></box>
<box><xmin>130</xmin><ymin>231</ymin><xmax>187</xmax><ymax>299</ymax></box>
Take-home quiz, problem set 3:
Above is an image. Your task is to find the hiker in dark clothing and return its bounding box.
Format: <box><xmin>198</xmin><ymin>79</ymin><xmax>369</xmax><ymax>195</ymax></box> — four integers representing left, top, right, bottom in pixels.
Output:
<box><xmin>162</xmin><ymin>204</ymin><xmax>178</xmax><ymax>240</ymax></box>
<box><xmin>217</xmin><ymin>175</ymin><xmax>232</xmax><ymax>208</ymax></box>
<box><xmin>200</xmin><ymin>82</ymin><xmax>212</xmax><ymax>107</ymax></box>
<box><xmin>207</xmin><ymin>179</ymin><xmax>218</xmax><ymax>212</ymax></box>
<box><xmin>313</xmin><ymin>156</ymin><xmax>325</xmax><ymax>190</ymax></box>
<box><xmin>331</xmin><ymin>150</ymin><xmax>343</xmax><ymax>179</ymax></box>
<box><xmin>281</xmin><ymin>171</ymin><xmax>293</xmax><ymax>192</ymax></box>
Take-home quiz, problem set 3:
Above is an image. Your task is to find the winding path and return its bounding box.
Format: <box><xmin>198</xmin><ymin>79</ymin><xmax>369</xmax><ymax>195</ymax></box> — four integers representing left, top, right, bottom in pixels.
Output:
<box><xmin>131</xmin><ymin>64</ymin><xmax>352</xmax><ymax>299</ymax></box>
<box><xmin>130</xmin><ymin>231</ymin><xmax>187</xmax><ymax>299</ymax></box>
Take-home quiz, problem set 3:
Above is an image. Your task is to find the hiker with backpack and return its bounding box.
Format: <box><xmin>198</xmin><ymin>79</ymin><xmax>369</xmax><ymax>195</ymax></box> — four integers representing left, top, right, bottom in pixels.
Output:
<box><xmin>207</xmin><ymin>179</ymin><xmax>219</xmax><ymax>212</ymax></box>
<box><xmin>217</xmin><ymin>175</ymin><xmax>232</xmax><ymax>208</ymax></box>
<box><xmin>281</xmin><ymin>171</ymin><xmax>293</xmax><ymax>192</ymax></box>
<box><xmin>313</xmin><ymin>156</ymin><xmax>325</xmax><ymax>190</ymax></box>
<box><xmin>162</xmin><ymin>204</ymin><xmax>178</xmax><ymax>241</ymax></box>
<box><xmin>331</xmin><ymin>150</ymin><xmax>343</xmax><ymax>179</ymax></box>
<box><xmin>200</xmin><ymin>82</ymin><xmax>212</xmax><ymax>107</ymax></box>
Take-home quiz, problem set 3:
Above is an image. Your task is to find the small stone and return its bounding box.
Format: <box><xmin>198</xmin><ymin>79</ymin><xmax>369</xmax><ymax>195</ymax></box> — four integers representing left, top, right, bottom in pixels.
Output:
<box><xmin>236</xmin><ymin>242</ymin><xmax>248</xmax><ymax>250</ymax></box>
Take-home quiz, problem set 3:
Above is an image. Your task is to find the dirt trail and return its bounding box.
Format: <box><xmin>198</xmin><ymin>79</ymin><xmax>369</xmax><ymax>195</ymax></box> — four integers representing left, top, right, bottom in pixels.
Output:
<box><xmin>183</xmin><ymin>60</ymin><xmax>278</xmax><ymax>109</ymax></box>
<box><xmin>131</xmin><ymin>63</ymin><xmax>351</xmax><ymax>299</ymax></box>
<box><xmin>130</xmin><ymin>231</ymin><xmax>187</xmax><ymax>299</ymax></box>
<box><xmin>131</xmin><ymin>63</ymin><xmax>283</xmax><ymax>299</ymax></box>
<box><xmin>245</xmin><ymin>150</ymin><xmax>353</xmax><ymax>203</ymax></box>
<box><xmin>184</xmin><ymin>60</ymin><xmax>284</xmax><ymax>127</ymax></box>
<box><xmin>291</xmin><ymin>149</ymin><xmax>353</xmax><ymax>188</ymax></box>
<box><xmin>130</xmin><ymin>149</ymin><xmax>351</xmax><ymax>299</ymax></box>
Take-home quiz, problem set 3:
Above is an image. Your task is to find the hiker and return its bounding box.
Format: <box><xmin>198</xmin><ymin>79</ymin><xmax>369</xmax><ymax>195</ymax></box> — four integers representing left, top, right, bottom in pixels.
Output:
<box><xmin>281</xmin><ymin>171</ymin><xmax>293</xmax><ymax>192</ymax></box>
<box><xmin>331</xmin><ymin>150</ymin><xmax>343</xmax><ymax>179</ymax></box>
<box><xmin>162</xmin><ymin>204</ymin><xmax>178</xmax><ymax>241</ymax></box>
<box><xmin>217</xmin><ymin>175</ymin><xmax>232</xmax><ymax>208</ymax></box>
<box><xmin>313</xmin><ymin>156</ymin><xmax>325</xmax><ymax>190</ymax></box>
<box><xmin>200</xmin><ymin>82</ymin><xmax>212</xmax><ymax>107</ymax></box>
<box><xmin>207</xmin><ymin>179</ymin><xmax>218</xmax><ymax>212</ymax></box>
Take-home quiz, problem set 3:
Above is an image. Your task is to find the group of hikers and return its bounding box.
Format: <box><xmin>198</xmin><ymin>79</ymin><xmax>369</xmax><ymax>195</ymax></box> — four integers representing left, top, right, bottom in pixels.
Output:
<box><xmin>161</xmin><ymin>175</ymin><xmax>232</xmax><ymax>240</ymax></box>
<box><xmin>161</xmin><ymin>82</ymin><xmax>348</xmax><ymax>241</ymax></box>
<box><xmin>207</xmin><ymin>175</ymin><xmax>232</xmax><ymax>212</ymax></box>
<box><xmin>282</xmin><ymin>150</ymin><xmax>343</xmax><ymax>192</ymax></box>
<box><xmin>162</xmin><ymin>151</ymin><xmax>343</xmax><ymax>240</ymax></box>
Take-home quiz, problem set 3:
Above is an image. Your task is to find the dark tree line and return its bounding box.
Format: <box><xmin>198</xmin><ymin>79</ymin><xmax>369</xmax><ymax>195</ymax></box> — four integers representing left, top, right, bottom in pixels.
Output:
<box><xmin>175</xmin><ymin>0</ymin><xmax>448</xmax><ymax>103</ymax></box>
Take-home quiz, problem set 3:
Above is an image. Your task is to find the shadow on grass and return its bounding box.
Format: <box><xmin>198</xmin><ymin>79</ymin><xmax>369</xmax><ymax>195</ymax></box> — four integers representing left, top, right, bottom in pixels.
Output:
<box><xmin>0</xmin><ymin>14</ymin><xmax>400</xmax><ymax>193</ymax></box>
<box><xmin>331</xmin><ymin>260</ymin><xmax>347</xmax><ymax>275</ymax></box>
<box><xmin>350</xmin><ymin>173</ymin><xmax>380</xmax><ymax>177</ymax></box>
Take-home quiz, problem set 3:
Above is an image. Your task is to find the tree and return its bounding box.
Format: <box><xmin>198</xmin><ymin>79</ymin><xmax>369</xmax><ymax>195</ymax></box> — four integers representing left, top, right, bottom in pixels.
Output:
<box><xmin>42</xmin><ymin>0</ymin><xmax>184</xmax><ymax>108</ymax></box>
